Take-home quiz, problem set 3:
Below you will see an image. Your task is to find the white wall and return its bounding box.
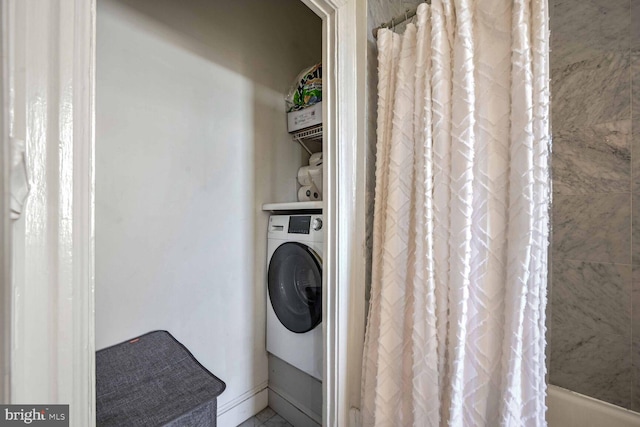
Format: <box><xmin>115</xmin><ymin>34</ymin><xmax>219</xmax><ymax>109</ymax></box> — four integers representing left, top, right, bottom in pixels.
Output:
<box><xmin>95</xmin><ymin>0</ymin><xmax>321</xmax><ymax>424</ymax></box>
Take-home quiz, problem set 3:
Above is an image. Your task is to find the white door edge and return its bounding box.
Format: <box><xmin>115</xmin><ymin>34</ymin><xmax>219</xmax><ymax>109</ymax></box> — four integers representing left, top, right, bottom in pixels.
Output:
<box><xmin>6</xmin><ymin>0</ymin><xmax>96</xmax><ymax>423</ymax></box>
<box><xmin>0</xmin><ymin>0</ymin><xmax>11</xmax><ymax>405</ymax></box>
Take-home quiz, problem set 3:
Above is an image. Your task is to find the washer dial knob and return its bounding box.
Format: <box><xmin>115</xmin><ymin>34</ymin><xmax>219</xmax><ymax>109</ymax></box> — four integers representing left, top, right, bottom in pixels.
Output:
<box><xmin>312</xmin><ymin>217</ymin><xmax>323</xmax><ymax>231</ymax></box>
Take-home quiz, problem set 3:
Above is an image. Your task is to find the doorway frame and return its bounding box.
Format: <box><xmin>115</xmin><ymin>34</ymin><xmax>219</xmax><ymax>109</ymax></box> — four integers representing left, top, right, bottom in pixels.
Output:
<box><xmin>300</xmin><ymin>0</ymin><xmax>367</xmax><ymax>425</ymax></box>
<box><xmin>3</xmin><ymin>0</ymin><xmax>366</xmax><ymax>425</ymax></box>
<box><xmin>0</xmin><ymin>0</ymin><xmax>10</xmax><ymax>404</ymax></box>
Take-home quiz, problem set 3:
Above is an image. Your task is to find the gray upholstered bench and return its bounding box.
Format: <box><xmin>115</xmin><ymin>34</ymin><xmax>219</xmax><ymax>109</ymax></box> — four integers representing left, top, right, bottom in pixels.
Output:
<box><xmin>96</xmin><ymin>330</ymin><xmax>225</xmax><ymax>426</ymax></box>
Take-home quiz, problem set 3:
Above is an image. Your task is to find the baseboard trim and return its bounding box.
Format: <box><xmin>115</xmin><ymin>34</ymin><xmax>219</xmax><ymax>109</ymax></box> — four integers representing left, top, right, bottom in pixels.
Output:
<box><xmin>217</xmin><ymin>381</ymin><xmax>268</xmax><ymax>427</ymax></box>
<box><xmin>268</xmin><ymin>386</ymin><xmax>321</xmax><ymax>427</ymax></box>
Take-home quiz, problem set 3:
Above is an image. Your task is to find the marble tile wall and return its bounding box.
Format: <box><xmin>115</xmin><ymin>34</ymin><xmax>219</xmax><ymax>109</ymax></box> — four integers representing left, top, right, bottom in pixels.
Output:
<box><xmin>632</xmin><ymin>0</ymin><xmax>640</xmax><ymax>410</ymax></box>
<box><xmin>550</xmin><ymin>0</ymin><xmax>638</xmax><ymax>411</ymax></box>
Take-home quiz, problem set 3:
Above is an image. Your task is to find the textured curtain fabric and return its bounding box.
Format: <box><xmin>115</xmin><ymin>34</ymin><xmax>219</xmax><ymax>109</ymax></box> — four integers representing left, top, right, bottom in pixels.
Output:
<box><xmin>361</xmin><ymin>0</ymin><xmax>550</xmax><ymax>426</ymax></box>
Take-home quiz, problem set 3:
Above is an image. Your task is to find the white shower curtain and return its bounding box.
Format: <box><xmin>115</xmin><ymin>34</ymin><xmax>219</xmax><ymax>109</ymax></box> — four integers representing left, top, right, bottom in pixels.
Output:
<box><xmin>361</xmin><ymin>0</ymin><xmax>550</xmax><ymax>426</ymax></box>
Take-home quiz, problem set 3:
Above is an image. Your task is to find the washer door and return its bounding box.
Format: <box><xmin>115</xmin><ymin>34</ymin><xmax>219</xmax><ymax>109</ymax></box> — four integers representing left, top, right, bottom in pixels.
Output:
<box><xmin>268</xmin><ymin>242</ymin><xmax>322</xmax><ymax>333</ymax></box>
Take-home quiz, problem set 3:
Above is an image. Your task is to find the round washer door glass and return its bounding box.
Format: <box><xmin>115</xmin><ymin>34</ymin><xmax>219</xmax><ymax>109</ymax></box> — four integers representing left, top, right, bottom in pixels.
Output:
<box><xmin>268</xmin><ymin>242</ymin><xmax>322</xmax><ymax>333</ymax></box>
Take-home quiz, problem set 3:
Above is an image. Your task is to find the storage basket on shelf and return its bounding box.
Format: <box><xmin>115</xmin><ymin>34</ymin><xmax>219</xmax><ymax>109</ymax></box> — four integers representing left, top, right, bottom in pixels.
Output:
<box><xmin>286</xmin><ymin>63</ymin><xmax>322</xmax><ymax>133</ymax></box>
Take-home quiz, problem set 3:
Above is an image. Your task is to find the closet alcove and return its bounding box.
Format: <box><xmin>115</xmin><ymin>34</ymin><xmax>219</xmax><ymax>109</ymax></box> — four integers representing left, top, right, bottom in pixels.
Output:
<box><xmin>95</xmin><ymin>1</ymin><xmax>323</xmax><ymax>425</ymax></box>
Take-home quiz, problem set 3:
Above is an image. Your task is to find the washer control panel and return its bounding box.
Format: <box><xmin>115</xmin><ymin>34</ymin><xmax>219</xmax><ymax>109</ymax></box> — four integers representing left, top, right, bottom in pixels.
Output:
<box><xmin>268</xmin><ymin>214</ymin><xmax>323</xmax><ymax>240</ymax></box>
<box><xmin>288</xmin><ymin>215</ymin><xmax>311</xmax><ymax>234</ymax></box>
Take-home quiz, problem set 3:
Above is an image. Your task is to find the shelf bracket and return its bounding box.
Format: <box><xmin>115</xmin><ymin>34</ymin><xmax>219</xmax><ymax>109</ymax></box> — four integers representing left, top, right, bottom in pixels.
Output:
<box><xmin>290</xmin><ymin>125</ymin><xmax>323</xmax><ymax>155</ymax></box>
<box><xmin>294</xmin><ymin>137</ymin><xmax>313</xmax><ymax>155</ymax></box>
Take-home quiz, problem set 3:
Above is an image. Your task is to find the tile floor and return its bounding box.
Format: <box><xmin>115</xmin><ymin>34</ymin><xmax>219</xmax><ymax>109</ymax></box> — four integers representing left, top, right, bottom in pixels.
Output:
<box><xmin>237</xmin><ymin>407</ymin><xmax>293</xmax><ymax>427</ymax></box>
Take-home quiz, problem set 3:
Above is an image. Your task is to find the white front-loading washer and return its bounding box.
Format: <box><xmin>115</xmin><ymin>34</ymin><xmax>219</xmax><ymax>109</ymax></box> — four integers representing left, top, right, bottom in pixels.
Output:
<box><xmin>266</xmin><ymin>214</ymin><xmax>323</xmax><ymax>380</ymax></box>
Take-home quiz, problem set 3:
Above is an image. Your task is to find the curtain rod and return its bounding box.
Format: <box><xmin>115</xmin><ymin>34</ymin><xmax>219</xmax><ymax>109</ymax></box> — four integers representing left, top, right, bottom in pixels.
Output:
<box><xmin>372</xmin><ymin>1</ymin><xmax>430</xmax><ymax>39</ymax></box>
